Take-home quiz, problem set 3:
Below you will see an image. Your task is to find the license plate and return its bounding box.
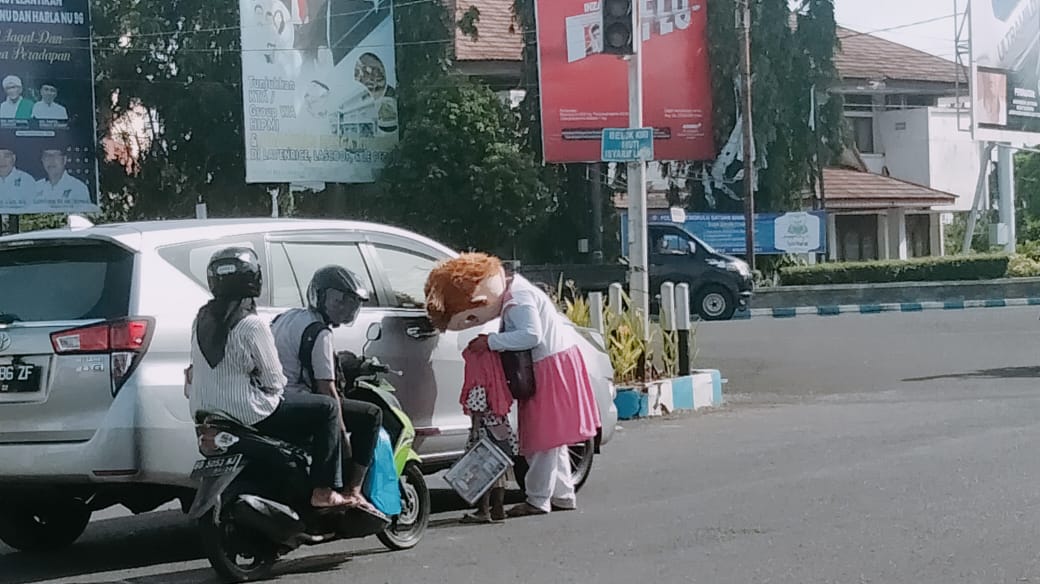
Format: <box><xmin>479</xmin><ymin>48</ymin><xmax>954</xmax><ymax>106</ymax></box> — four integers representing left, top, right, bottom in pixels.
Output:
<box><xmin>190</xmin><ymin>454</ymin><xmax>243</xmax><ymax>480</ymax></box>
<box><xmin>0</xmin><ymin>363</ymin><xmax>40</xmax><ymax>394</ymax></box>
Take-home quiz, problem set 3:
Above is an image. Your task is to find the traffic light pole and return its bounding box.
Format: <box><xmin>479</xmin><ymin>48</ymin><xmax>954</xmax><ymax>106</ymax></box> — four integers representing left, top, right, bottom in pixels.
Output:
<box><xmin>626</xmin><ymin>3</ymin><xmax>650</xmax><ymax>336</ymax></box>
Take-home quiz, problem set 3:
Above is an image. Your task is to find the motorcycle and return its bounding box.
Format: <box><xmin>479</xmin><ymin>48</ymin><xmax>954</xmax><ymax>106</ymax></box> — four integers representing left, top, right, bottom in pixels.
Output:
<box><xmin>186</xmin><ymin>323</ymin><xmax>430</xmax><ymax>583</ymax></box>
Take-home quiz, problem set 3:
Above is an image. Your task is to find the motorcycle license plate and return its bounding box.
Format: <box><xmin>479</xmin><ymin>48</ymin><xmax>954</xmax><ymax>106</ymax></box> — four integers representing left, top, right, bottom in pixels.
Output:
<box><xmin>190</xmin><ymin>454</ymin><xmax>242</xmax><ymax>480</ymax></box>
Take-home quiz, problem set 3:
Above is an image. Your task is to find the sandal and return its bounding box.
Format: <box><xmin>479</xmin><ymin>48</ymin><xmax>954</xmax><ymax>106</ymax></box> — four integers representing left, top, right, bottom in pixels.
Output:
<box><xmin>311</xmin><ymin>491</ymin><xmax>354</xmax><ymax>509</ymax></box>
<box><xmin>506</xmin><ymin>503</ymin><xmax>549</xmax><ymax>518</ymax></box>
<box><xmin>343</xmin><ymin>494</ymin><xmax>380</xmax><ymax>515</ymax></box>
<box><xmin>460</xmin><ymin>512</ymin><xmax>494</xmax><ymax>524</ymax></box>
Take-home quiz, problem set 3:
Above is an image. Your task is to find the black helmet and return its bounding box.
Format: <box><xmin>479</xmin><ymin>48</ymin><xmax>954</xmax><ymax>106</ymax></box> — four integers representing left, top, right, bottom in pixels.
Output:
<box><xmin>207</xmin><ymin>247</ymin><xmax>262</xmax><ymax>299</ymax></box>
<box><xmin>307</xmin><ymin>265</ymin><xmax>370</xmax><ymax>325</ymax></box>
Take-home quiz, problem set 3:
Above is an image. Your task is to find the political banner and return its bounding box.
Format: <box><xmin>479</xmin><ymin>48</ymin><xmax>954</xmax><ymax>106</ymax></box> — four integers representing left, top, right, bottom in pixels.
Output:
<box><xmin>971</xmin><ymin>0</ymin><xmax>1040</xmax><ymax>141</ymax></box>
<box><xmin>0</xmin><ymin>0</ymin><xmax>99</xmax><ymax>215</ymax></box>
<box><xmin>534</xmin><ymin>0</ymin><xmax>714</xmax><ymax>163</ymax></box>
<box><xmin>241</xmin><ymin>0</ymin><xmax>399</xmax><ymax>184</ymax></box>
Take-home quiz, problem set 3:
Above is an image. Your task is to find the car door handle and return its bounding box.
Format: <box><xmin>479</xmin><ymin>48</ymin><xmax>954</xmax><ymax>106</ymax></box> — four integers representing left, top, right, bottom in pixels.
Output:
<box><xmin>406</xmin><ymin>326</ymin><xmax>439</xmax><ymax>340</ymax></box>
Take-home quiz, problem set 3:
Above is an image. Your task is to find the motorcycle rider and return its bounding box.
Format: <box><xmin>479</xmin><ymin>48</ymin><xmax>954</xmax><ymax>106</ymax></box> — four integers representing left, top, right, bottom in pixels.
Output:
<box><xmin>186</xmin><ymin>248</ymin><xmax>353</xmax><ymax>509</ymax></box>
<box><xmin>271</xmin><ymin>265</ymin><xmax>383</xmax><ymax>514</ymax></box>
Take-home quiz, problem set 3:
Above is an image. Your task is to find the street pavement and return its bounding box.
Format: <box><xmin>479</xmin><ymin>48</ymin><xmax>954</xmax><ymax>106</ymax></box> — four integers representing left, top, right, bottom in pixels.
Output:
<box><xmin>3</xmin><ymin>306</ymin><xmax>1040</xmax><ymax>583</ymax></box>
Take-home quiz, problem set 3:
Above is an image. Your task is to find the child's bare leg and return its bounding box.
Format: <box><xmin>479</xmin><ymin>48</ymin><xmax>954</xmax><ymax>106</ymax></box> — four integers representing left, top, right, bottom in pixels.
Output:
<box><xmin>478</xmin><ymin>491</ymin><xmax>492</xmax><ymax>517</ymax></box>
<box><xmin>490</xmin><ymin>486</ymin><xmax>506</xmax><ymax>521</ymax></box>
<box><xmin>461</xmin><ymin>491</ymin><xmax>493</xmax><ymax>523</ymax></box>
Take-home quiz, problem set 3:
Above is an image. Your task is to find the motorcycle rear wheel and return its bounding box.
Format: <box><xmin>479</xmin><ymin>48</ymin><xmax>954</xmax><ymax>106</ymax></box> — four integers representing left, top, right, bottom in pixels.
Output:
<box><xmin>199</xmin><ymin>509</ymin><xmax>278</xmax><ymax>583</ymax></box>
<box><xmin>377</xmin><ymin>462</ymin><xmax>429</xmax><ymax>551</ymax></box>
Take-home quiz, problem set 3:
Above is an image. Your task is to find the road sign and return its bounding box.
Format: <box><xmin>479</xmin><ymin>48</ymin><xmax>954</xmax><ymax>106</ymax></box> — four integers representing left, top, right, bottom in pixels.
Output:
<box><xmin>601</xmin><ymin>128</ymin><xmax>654</xmax><ymax>162</ymax></box>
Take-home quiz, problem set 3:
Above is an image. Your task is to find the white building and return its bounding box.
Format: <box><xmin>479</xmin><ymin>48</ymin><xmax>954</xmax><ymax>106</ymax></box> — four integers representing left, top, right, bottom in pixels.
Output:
<box><xmin>823</xmin><ymin>26</ymin><xmax>977</xmax><ymax>261</ymax></box>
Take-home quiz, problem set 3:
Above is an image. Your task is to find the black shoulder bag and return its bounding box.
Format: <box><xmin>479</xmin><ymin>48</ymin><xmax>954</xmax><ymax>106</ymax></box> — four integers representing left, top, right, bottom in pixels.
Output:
<box><xmin>498</xmin><ymin>318</ymin><xmax>537</xmax><ymax>401</ymax></box>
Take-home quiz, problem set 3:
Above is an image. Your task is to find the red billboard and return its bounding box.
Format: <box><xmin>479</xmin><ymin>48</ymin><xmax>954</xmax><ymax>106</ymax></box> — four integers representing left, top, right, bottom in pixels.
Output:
<box><xmin>535</xmin><ymin>0</ymin><xmax>715</xmax><ymax>163</ymax></box>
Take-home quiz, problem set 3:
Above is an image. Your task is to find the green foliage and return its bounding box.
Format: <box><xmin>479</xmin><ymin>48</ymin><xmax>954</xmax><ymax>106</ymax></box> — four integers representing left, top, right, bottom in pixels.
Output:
<box><xmin>780</xmin><ymin>254</ymin><xmax>1011</xmax><ymax>286</ymax></box>
<box><xmin>92</xmin><ymin>0</ymin><xmax>271</xmax><ymax>219</ymax></box>
<box><xmin>1009</xmin><ymin>241</ymin><xmax>1040</xmax><ymax>277</ymax></box>
<box><xmin>945</xmin><ymin>212</ymin><xmax>997</xmax><ymax>255</ymax></box>
<box><xmin>657</xmin><ymin>0</ymin><xmax>844</xmax><ymax>214</ymax></box>
<box><xmin>1016</xmin><ymin>150</ymin><xmax>1040</xmax><ymax>244</ymax></box>
<box><xmin>1008</xmin><ymin>253</ymin><xmax>1040</xmax><ymax>277</ymax></box>
<box><xmin>373</xmin><ymin>76</ymin><xmax>550</xmax><ymax>255</ymax></box>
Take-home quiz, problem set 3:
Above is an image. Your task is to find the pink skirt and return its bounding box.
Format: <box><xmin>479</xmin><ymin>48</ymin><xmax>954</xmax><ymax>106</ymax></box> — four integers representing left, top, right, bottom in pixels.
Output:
<box><xmin>517</xmin><ymin>345</ymin><xmax>602</xmax><ymax>456</ymax></box>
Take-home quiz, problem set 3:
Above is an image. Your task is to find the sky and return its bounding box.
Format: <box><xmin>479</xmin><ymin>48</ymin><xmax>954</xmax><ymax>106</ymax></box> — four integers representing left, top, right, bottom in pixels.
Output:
<box><xmin>834</xmin><ymin>0</ymin><xmax>959</xmax><ymax>60</ymax></box>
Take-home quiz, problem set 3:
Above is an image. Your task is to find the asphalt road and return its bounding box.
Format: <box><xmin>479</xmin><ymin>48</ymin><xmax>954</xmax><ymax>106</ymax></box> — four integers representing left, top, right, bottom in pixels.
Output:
<box><xmin>3</xmin><ymin>306</ymin><xmax>1040</xmax><ymax>584</ymax></box>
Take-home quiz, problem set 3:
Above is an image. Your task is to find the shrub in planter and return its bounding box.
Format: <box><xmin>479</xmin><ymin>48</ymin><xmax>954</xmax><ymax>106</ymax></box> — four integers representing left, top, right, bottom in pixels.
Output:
<box><xmin>780</xmin><ymin>254</ymin><xmax>1010</xmax><ymax>286</ymax></box>
<box><xmin>1008</xmin><ymin>254</ymin><xmax>1040</xmax><ymax>277</ymax></box>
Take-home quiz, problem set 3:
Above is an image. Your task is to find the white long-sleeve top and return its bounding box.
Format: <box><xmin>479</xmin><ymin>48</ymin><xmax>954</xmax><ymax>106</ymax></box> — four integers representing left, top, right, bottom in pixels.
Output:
<box><xmin>487</xmin><ymin>275</ymin><xmax>582</xmax><ymax>362</ymax></box>
<box><xmin>188</xmin><ymin>314</ymin><xmax>287</xmax><ymax>426</ymax></box>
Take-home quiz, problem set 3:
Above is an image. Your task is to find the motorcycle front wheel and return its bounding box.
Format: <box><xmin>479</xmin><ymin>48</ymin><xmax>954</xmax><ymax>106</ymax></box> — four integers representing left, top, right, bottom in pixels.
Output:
<box><xmin>377</xmin><ymin>462</ymin><xmax>430</xmax><ymax>551</ymax></box>
<box><xmin>199</xmin><ymin>508</ymin><xmax>278</xmax><ymax>583</ymax></box>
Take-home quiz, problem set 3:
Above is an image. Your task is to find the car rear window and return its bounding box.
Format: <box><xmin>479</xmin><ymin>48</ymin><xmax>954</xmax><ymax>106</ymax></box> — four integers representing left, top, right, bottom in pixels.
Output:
<box><xmin>0</xmin><ymin>241</ymin><xmax>134</xmax><ymax>322</ymax></box>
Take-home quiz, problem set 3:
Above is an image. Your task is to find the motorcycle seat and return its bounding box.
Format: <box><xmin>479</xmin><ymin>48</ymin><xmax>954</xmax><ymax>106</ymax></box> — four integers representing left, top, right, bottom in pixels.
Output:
<box><xmin>195</xmin><ymin>411</ymin><xmax>310</xmax><ymax>462</ymax></box>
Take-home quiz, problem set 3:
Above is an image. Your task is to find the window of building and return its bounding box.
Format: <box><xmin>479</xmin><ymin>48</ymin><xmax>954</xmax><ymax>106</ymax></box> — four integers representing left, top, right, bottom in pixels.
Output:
<box><xmin>850</xmin><ymin>117</ymin><xmax>875</xmax><ymax>154</ymax></box>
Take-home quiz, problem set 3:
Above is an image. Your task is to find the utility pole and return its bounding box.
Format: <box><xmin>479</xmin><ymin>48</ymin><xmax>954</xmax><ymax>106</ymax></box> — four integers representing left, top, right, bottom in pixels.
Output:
<box><xmin>590</xmin><ymin>163</ymin><xmax>605</xmax><ymax>262</ymax></box>
<box><xmin>738</xmin><ymin>0</ymin><xmax>755</xmax><ymax>271</ymax></box>
<box><xmin>626</xmin><ymin>2</ymin><xmax>650</xmax><ymax>329</ymax></box>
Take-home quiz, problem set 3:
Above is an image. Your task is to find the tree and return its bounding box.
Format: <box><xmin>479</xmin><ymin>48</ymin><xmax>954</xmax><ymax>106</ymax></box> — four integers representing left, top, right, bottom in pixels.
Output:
<box><xmin>92</xmin><ymin>0</ymin><xmax>271</xmax><ymax>220</ymax></box>
<box><xmin>1015</xmin><ymin>150</ymin><xmax>1040</xmax><ymax>242</ymax></box>
<box><xmin>511</xmin><ymin>0</ymin><xmax>844</xmax><ymax>219</ymax></box>
<box><xmin>372</xmin><ymin>77</ymin><xmax>550</xmax><ymax>256</ymax></box>
<box><xmin>663</xmin><ymin>0</ymin><xmax>844</xmax><ymax>213</ymax></box>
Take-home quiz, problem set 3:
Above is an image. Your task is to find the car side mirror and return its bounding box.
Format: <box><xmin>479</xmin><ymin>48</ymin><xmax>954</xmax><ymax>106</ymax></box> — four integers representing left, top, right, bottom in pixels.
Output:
<box><xmin>366</xmin><ymin>323</ymin><xmax>382</xmax><ymax>342</ymax></box>
<box><xmin>688</xmin><ymin>241</ymin><xmax>697</xmax><ymax>255</ymax></box>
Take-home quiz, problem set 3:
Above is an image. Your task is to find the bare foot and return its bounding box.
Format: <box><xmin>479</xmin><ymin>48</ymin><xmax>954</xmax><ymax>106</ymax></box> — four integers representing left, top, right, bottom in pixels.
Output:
<box><xmin>311</xmin><ymin>488</ymin><xmax>353</xmax><ymax>508</ymax></box>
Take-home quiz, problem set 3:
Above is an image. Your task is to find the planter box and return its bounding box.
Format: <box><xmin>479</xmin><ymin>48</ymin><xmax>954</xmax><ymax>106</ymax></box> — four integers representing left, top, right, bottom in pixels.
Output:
<box><xmin>612</xmin><ymin>370</ymin><xmax>725</xmax><ymax>420</ymax></box>
<box><xmin>614</xmin><ymin>388</ymin><xmax>649</xmax><ymax>420</ymax></box>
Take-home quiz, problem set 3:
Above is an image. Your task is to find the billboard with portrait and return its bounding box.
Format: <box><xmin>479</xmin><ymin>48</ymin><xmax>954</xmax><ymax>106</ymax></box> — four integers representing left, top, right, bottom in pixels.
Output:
<box><xmin>240</xmin><ymin>0</ymin><xmax>398</xmax><ymax>184</ymax></box>
<box><xmin>0</xmin><ymin>0</ymin><xmax>99</xmax><ymax>215</ymax></box>
<box><xmin>971</xmin><ymin>0</ymin><xmax>1040</xmax><ymax>141</ymax></box>
<box><xmin>534</xmin><ymin>0</ymin><xmax>714</xmax><ymax>163</ymax></box>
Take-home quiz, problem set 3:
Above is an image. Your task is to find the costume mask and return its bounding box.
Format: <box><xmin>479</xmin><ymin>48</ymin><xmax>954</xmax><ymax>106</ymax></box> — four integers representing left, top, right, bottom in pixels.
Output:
<box><xmin>424</xmin><ymin>253</ymin><xmax>508</xmax><ymax>332</ymax></box>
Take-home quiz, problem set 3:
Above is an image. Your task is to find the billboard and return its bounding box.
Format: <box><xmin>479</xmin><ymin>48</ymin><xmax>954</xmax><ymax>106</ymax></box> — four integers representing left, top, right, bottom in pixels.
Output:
<box><xmin>241</xmin><ymin>0</ymin><xmax>398</xmax><ymax>184</ymax></box>
<box><xmin>621</xmin><ymin>211</ymin><xmax>828</xmax><ymax>255</ymax></box>
<box><xmin>971</xmin><ymin>0</ymin><xmax>1040</xmax><ymax>141</ymax></box>
<box><xmin>534</xmin><ymin>0</ymin><xmax>714</xmax><ymax>163</ymax></box>
<box><xmin>0</xmin><ymin>0</ymin><xmax>99</xmax><ymax>215</ymax></box>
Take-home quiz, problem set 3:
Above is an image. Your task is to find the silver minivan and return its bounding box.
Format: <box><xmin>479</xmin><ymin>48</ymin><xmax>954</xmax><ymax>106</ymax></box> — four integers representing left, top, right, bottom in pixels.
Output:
<box><xmin>0</xmin><ymin>218</ymin><xmax>617</xmax><ymax>552</ymax></box>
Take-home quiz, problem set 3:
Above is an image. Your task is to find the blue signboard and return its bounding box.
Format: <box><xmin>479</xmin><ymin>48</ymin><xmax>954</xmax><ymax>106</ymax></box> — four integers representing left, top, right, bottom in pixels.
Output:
<box><xmin>601</xmin><ymin>128</ymin><xmax>654</xmax><ymax>162</ymax></box>
<box><xmin>620</xmin><ymin>210</ymin><xmax>828</xmax><ymax>256</ymax></box>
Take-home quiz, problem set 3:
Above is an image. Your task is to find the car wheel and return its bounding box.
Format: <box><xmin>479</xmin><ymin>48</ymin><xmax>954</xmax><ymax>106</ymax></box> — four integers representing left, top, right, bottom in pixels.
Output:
<box><xmin>0</xmin><ymin>499</ymin><xmax>92</xmax><ymax>552</ymax></box>
<box><xmin>696</xmin><ymin>284</ymin><xmax>736</xmax><ymax>321</ymax></box>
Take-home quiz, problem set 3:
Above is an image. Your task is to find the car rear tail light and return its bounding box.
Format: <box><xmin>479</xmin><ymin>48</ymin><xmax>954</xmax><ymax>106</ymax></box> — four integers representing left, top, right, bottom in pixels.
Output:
<box><xmin>51</xmin><ymin>318</ymin><xmax>154</xmax><ymax>396</ymax></box>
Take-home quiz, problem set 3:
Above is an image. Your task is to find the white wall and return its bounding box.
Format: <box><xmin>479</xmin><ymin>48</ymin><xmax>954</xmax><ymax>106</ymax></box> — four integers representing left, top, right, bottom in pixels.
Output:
<box><xmin>874</xmin><ymin>108</ymin><xmax>932</xmax><ymax>188</ymax></box>
<box><xmin>925</xmin><ymin>109</ymin><xmax>983</xmax><ymax>213</ymax></box>
<box><xmin>848</xmin><ymin>106</ymin><xmax>979</xmax><ymax>213</ymax></box>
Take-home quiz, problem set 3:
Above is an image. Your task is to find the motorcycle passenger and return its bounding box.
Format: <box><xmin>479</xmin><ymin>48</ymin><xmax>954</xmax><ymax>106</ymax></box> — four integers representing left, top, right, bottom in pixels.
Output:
<box><xmin>271</xmin><ymin>265</ymin><xmax>383</xmax><ymax>514</ymax></box>
<box><xmin>187</xmin><ymin>248</ymin><xmax>352</xmax><ymax>509</ymax></box>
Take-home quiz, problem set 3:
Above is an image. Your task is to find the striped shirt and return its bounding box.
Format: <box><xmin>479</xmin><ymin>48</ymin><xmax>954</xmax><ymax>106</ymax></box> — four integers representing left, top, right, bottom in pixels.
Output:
<box><xmin>188</xmin><ymin>314</ymin><xmax>287</xmax><ymax>426</ymax></box>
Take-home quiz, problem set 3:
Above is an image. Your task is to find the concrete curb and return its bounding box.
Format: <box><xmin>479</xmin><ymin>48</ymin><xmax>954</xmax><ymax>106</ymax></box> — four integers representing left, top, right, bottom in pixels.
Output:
<box><xmin>733</xmin><ymin>297</ymin><xmax>1040</xmax><ymax>319</ymax></box>
<box><xmin>614</xmin><ymin>370</ymin><xmax>725</xmax><ymax>420</ymax></box>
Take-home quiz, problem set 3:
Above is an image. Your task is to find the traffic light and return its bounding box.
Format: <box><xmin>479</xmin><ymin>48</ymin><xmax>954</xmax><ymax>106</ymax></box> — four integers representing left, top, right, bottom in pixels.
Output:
<box><xmin>600</xmin><ymin>0</ymin><xmax>635</xmax><ymax>55</ymax></box>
